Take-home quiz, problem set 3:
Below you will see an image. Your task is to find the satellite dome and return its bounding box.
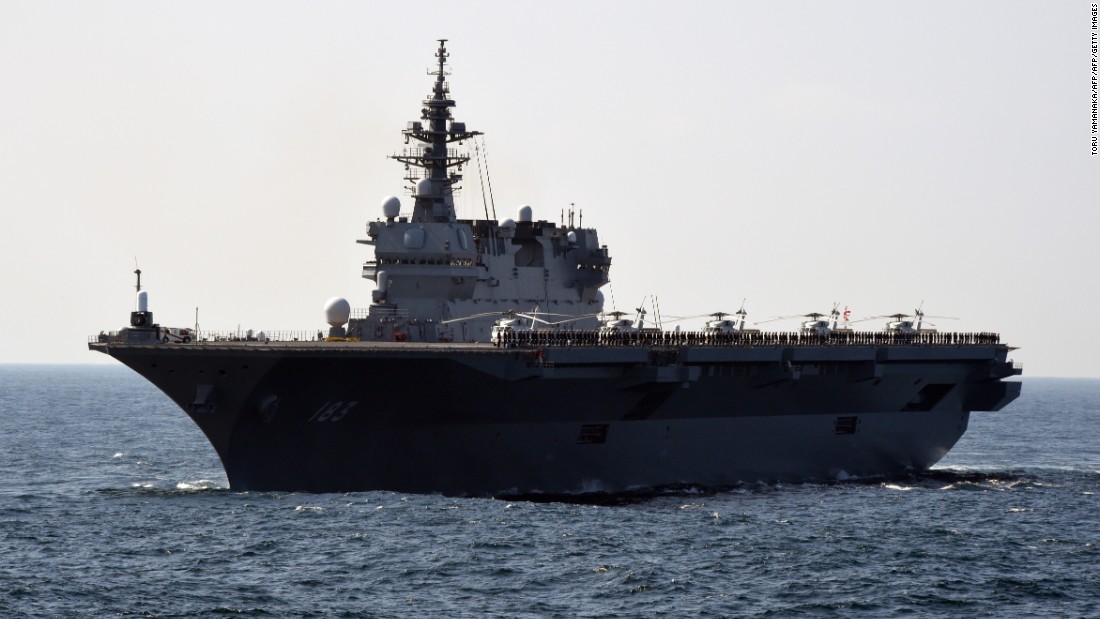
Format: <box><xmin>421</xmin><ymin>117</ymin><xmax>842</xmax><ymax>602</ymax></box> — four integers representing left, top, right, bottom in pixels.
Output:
<box><xmin>517</xmin><ymin>205</ymin><xmax>533</xmax><ymax>222</ymax></box>
<box><xmin>499</xmin><ymin>218</ymin><xmax>516</xmax><ymax>229</ymax></box>
<box><xmin>415</xmin><ymin>178</ymin><xmax>433</xmax><ymax>198</ymax></box>
<box><xmin>324</xmin><ymin>297</ymin><xmax>351</xmax><ymax>328</ymax></box>
<box><xmin>381</xmin><ymin>196</ymin><xmax>400</xmax><ymax>219</ymax></box>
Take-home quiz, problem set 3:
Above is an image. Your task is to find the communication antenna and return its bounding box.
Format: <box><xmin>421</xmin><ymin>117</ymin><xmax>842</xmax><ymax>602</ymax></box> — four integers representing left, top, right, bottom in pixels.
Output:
<box><xmin>480</xmin><ymin>135</ymin><xmax>498</xmax><ymax>220</ymax></box>
<box><xmin>133</xmin><ymin>258</ymin><xmax>142</xmax><ymax>312</ymax></box>
<box><xmin>474</xmin><ymin>139</ymin><xmax>491</xmax><ymax>222</ymax></box>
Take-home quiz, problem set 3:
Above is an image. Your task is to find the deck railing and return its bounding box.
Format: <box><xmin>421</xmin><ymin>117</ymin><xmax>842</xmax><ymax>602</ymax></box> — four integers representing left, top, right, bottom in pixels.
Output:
<box><xmin>350</xmin><ymin>306</ymin><xmax>407</xmax><ymax>319</ymax></box>
<box><xmin>89</xmin><ymin>330</ymin><xmax>325</xmax><ymax>344</ymax></box>
<box><xmin>493</xmin><ymin>330</ymin><xmax>1003</xmax><ymax>348</ymax></box>
<box><xmin>90</xmin><ymin>329</ymin><xmax>1004</xmax><ymax>348</ymax></box>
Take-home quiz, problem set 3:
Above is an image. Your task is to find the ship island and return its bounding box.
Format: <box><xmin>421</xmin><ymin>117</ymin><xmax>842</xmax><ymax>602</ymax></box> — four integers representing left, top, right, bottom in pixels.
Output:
<box><xmin>89</xmin><ymin>40</ymin><xmax>1022</xmax><ymax>497</ymax></box>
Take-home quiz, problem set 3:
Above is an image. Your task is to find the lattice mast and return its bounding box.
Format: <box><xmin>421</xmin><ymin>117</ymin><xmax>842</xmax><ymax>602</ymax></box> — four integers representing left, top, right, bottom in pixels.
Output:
<box><xmin>390</xmin><ymin>39</ymin><xmax>482</xmax><ymax>223</ymax></box>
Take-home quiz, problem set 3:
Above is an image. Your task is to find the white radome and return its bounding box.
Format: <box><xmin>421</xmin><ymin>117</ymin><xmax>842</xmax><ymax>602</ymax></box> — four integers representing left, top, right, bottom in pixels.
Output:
<box><xmin>415</xmin><ymin>178</ymin><xmax>433</xmax><ymax>197</ymax></box>
<box><xmin>324</xmin><ymin>297</ymin><xmax>351</xmax><ymax>327</ymax></box>
<box><xmin>382</xmin><ymin>196</ymin><xmax>401</xmax><ymax>219</ymax></box>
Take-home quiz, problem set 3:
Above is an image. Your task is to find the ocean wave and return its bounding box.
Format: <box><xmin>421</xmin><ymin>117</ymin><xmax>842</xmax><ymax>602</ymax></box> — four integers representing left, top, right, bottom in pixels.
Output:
<box><xmin>95</xmin><ymin>482</ymin><xmax>233</xmax><ymax>499</ymax></box>
<box><xmin>175</xmin><ymin>479</ymin><xmax>225</xmax><ymax>492</ymax></box>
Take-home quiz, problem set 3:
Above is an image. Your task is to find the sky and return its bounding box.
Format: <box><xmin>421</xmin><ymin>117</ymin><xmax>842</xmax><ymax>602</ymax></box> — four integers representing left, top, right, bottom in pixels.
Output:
<box><xmin>1</xmin><ymin>1</ymin><xmax>1097</xmax><ymax>376</ymax></box>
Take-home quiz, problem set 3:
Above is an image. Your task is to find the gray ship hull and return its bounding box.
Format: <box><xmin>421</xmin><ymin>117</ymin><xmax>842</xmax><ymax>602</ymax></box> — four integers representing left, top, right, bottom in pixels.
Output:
<box><xmin>90</xmin><ymin>339</ymin><xmax>1020</xmax><ymax>496</ymax></box>
<box><xmin>88</xmin><ymin>42</ymin><xmax>1022</xmax><ymax>497</ymax></box>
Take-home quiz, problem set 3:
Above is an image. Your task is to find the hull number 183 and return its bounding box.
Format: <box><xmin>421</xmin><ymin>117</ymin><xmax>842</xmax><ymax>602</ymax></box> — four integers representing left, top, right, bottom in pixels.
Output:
<box><xmin>308</xmin><ymin>401</ymin><xmax>359</xmax><ymax>423</ymax></box>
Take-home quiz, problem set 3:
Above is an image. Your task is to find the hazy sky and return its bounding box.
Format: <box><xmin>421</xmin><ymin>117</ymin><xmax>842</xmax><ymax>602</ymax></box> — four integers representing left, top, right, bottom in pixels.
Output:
<box><xmin>1</xmin><ymin>1</ymin><xmax>1096</xmax><ymax>376</ymax></box>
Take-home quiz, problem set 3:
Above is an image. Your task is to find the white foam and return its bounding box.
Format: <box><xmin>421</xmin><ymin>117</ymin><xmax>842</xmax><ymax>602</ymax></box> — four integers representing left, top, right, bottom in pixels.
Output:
<box><xmin>883</xmin><ymin>483</ymin><xmax>915</xmax><ymax>491</ymax></box>
<box><xmin>175</xmin><ymin>479</ymin><xmax>222</xmax><ymax>491</ymax></box>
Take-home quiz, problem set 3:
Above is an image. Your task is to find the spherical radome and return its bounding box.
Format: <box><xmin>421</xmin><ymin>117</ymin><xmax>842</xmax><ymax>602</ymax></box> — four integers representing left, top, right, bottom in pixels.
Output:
<box><xmin>324</xmin><ymin>297</ymin><xmax>351</xmax><ymax>327</ymax></box>
<box><xmin>382</xmin><ymin>196</ymin><xmax>401</xmax><ymax>219</ymax></box>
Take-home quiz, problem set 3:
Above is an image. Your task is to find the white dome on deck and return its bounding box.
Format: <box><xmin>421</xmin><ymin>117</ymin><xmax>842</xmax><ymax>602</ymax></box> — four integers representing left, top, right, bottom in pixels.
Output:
<box><xmin>324</xmin><ymin>297</ymin><xmax>351</xmax><ymax>327</ymax></box>
<box><xmin>382</xmin><ymin>196</ymin><xmax>401</xmax><ymax>219</ymax></box>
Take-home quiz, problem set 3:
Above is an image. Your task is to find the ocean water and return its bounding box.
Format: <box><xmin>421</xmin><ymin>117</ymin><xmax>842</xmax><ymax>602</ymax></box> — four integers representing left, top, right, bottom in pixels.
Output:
<box><xmin>0</xmin><ymin>366</ymin><xmax>1096</xmax><ymax>618</ymax></box>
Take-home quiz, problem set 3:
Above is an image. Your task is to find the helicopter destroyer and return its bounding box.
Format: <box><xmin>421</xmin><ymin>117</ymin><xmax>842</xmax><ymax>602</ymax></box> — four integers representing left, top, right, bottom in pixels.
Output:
<box><xmin>89</xmin><ymin>41</ymin><xmax>1021</xmax><ymax>497</ymax></box>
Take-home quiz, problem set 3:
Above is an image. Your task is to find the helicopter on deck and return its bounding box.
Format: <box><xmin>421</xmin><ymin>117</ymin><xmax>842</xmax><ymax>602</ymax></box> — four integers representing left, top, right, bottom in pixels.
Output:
<box><xmin>702</xmin><ymin>305</ymin><xmax>758</xmax><ymax>336</ymax></box>
<box><xmin>442</xmin><ymin>310</ymin><xmax>552</xmax><ymax>346</ymax></box>
<box><xmin>875</xmin><ymin>304</ymin><xmax>954</xmax><ymax>334</ymax></box>
<box><xmin>761</xmin><ymin>304</ymin><xmax>851</xmax><ymax>337</ymax></box>
<box><xmin>598</xmin><ymin>308</ymin><xmax>649</xmax><ymax>335</ymax></box>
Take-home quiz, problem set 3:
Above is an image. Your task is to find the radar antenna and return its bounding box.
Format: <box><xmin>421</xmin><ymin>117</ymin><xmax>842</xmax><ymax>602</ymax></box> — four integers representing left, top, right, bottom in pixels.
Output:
<box><xmin>390</xmin><ymin>39</ymin><xmax>483</xmax><ymax>223</ymax></box>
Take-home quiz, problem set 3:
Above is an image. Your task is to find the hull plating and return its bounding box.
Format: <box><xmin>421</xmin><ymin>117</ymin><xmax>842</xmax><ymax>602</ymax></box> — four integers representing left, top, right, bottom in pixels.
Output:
<box><xmin>93</xmin><ymin>341</ymin><xmax>1020</xmax><ymax>496</ymax></box>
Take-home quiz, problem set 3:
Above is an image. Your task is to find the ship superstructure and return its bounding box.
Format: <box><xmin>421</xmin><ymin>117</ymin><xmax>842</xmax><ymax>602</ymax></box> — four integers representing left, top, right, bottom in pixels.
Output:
<box><xmin>352</xmin><ymin>40</ymin><xmax>609</xmax><ymax>344</ymax></box>
<box><xmin>89</xmin><ymin>41</ymin><xmax>1021</xmax><ymax>497</ymax></box>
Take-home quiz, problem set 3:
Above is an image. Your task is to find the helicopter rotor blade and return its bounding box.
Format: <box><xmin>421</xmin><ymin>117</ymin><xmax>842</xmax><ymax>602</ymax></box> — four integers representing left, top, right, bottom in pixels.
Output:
<box><xmin>548</xmin><ymin>313</ymin><xmax>605</xmax><ymax>326</ymax></box>
<box><xmin>440</xmin><ymin>311</ymin><xmax>509</xmax><ymax>325</ymax></box>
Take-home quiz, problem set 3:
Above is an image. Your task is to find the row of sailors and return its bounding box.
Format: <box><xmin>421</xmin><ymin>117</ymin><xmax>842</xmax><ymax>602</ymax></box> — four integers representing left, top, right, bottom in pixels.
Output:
<box><xmin>492</xmin><ymin>329</ymin><xmax>1002</xmax><ymax>348</ymax></box>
